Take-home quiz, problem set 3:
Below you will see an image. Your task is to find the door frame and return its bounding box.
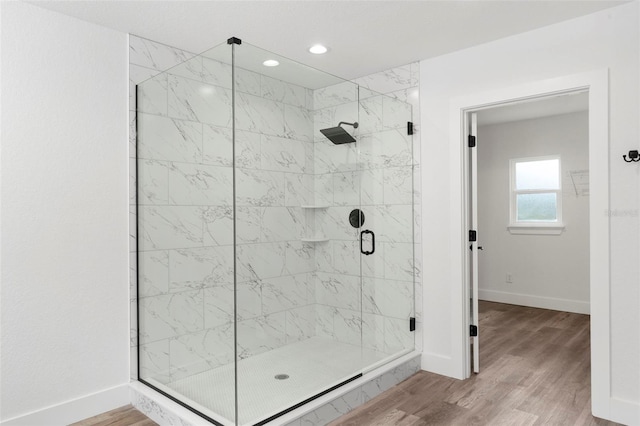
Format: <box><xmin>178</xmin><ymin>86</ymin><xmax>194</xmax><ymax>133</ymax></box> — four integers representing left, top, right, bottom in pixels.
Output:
<box><xmin>449</xmin><ymin>69</ymin><xmax>610</xmax><ymax>416</ymax></box>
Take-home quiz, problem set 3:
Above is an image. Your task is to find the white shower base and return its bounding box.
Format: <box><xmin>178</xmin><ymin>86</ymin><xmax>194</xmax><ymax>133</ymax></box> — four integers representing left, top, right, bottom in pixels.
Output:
<box><xmin>147</xmin><ymin>336</ymin><xmax>391</xmax><ymax>425</ymax></box>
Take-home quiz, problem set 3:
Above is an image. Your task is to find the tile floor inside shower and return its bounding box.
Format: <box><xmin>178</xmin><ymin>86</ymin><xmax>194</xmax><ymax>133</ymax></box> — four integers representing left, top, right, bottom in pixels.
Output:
<box><xmin>146</xmin><ymin>336</ymin><xmax>395</xmax><ymax>425</ymax></box>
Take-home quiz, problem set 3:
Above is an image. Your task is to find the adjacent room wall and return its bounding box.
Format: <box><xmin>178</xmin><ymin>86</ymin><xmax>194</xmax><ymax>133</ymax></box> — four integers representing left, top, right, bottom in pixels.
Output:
<box><xmin>0</xmin><ymin>2</ymin><xmax>129</xmax><ymax>424</ymax></box>
<box><xmin>477</xmin><ymin>112</ymin><xmax>590</xmax><ymax>314</ymax></box>
<box><xmin>420</xmin><ymin>2</ymin><xmax>639</xmax><ymax>423</ymax></box>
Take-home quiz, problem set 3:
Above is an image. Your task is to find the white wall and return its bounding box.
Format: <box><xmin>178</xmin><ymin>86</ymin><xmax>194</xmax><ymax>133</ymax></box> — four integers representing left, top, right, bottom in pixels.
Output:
<box><xmin>477</xmin><ymin>112</ymin><xmax>590</xmax><ymax>314</ymax></box>
<box><xmin>420</xmin><ymin>1</ymin><xmax>639</xmax><ymax>422</ymax></box>
<box><xmin>0</xmin><ymin>2</ymin><xmax>130</xmax><ymax>424</ymax></box>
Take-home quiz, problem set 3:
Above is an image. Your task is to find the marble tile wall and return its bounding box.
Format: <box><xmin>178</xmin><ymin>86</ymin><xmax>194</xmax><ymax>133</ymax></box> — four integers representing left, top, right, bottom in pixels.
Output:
<box><xmin>313</xmin><ymin>63</ymin><xmax>422</xmax><ymax>355</ymax></box>
<box><xmin>130</xmin><ymin>35</ymin><xmax>318</xmax><ymax>385</ymax></box>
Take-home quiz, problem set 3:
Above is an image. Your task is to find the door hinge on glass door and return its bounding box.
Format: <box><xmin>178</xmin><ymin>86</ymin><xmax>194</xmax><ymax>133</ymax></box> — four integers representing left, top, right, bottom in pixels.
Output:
<box><xmin>409</xmin><ymin>317</ymin><xmax>416</xmax><ymax>332</ymax></box>
<box><xmin>470</xmin><ymin>325</ymin><xmax>478</xmax><ymax>337</ymax></box>
<box><xmin>468</xmin><ymin>135</ymin><xmax>476</xmax><ymax>147</ymax></box>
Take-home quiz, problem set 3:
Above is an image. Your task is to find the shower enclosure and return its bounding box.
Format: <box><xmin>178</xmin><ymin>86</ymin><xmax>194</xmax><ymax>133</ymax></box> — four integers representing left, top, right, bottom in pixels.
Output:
<box><xmin>136</xmin><ymin>38</ymin><xmax>415</xmax><ymax>425</ymax></box>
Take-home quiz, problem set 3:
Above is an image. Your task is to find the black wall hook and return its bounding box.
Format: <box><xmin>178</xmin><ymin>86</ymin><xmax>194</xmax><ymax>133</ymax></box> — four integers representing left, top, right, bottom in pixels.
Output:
<box><xmin>623</xmin><ymin>150</ymin><xmax>640</xmax><ymax>162</ymax></box>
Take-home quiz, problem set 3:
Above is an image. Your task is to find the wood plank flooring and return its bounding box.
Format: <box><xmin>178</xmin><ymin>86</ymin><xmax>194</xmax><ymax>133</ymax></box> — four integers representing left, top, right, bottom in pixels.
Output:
<box><xmin>77</xmin><ymin>302</ymin><xmax>619</xmax><ymax>426</ymax></box>
<box><xmin>330</xmin><ymin>301</ymin><xmax>620</xmax><ymax>426</ymax></box>
<box><xmin>70</xmin><ymin>405</ymin><xmax>157</xmax><ymax>426</ymax></box>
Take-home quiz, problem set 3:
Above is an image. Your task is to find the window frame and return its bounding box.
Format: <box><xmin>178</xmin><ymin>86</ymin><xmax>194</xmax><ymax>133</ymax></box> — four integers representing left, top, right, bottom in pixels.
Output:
<box><xmin>508</xmin><ymin>155</ymin><xmax>565</xmax><ymax>235</ymax></box>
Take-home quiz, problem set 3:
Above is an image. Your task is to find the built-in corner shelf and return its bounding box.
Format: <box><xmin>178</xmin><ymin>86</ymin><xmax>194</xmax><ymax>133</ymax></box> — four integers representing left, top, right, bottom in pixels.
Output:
<box><xmin>301</xmin><ymin>237</ymin><xmax>329</xmax><ymax>243</ymax></box>
<box><xmin>301</xmin><ymin>205</ymin><xmax>329</xmax><ymax>209</ymax></box>
<box><xmin>300</xmin><ymin>205</ymin><xmax>328</xmax><ymax>243</ymax></box>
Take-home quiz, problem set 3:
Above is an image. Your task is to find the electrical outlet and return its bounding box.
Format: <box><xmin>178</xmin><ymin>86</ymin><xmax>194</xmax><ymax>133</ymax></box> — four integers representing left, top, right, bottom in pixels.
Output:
<box><xmin>506</xmin><ymin>273</ymin><xmax>513</xmax><ymax>283</ymax></box>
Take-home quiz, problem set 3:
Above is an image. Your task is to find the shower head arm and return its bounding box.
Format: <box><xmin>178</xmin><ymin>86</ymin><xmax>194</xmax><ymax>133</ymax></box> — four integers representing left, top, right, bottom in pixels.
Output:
<box><xmin>338</xmin><ymin>121</ymin><xmax>359</xmax><ymax>129</ymax></box>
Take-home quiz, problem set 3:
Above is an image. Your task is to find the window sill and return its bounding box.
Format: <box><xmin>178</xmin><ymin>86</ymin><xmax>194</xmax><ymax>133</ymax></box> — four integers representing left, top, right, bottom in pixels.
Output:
<box><xmin>508</xmin><ymin>224</ymin><xmax>565</xmax><ymax>235</ymax></box>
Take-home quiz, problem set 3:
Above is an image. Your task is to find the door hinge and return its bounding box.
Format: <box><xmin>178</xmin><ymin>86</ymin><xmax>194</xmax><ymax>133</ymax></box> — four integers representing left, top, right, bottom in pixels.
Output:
<box><xmin>407</xmin><ymin>122</ymin><xmax>414</xmax><ymax>135</ymax></box>
<box><xmin>469</xmin><ymin>230</ymin><xmax>477</xmax><ymax>242</ymax></box>
<box><xmin>470</xmin><ymin>325</ymin><xmax>478</xmax><ymax>337</ymax></box>
<box><xmin>468</xmin><ymin>135</ymin><xmax>476</xmax><ymax>148</ymax></box>
<box><xmin>409</xmin><ymin>317</ymin><xmax>416</xmax><ymax>332</ymax></box>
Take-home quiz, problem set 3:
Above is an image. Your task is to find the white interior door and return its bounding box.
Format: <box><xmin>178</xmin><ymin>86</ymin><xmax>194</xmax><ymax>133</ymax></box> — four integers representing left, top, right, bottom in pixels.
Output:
<box><xmin>470</xmin><ymin>112</ymin><xmax>480</xmax><ymax>374</ymax></box>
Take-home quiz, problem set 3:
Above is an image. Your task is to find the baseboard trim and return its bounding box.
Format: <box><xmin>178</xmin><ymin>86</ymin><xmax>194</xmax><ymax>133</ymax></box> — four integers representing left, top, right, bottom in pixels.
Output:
<box><xmin>478</xmin><ymin>289</ymin><xmax>590</xmax><ymax>314</ymax></box>
<box><xmin>421</xmin><ymin>352</ymin><xmax>463</xmax><ymax>380</ymax></box>
<box><xmin>0</xmin><ymin>384</ymin><xmax>130</xmax><ymax>426</ymax></box>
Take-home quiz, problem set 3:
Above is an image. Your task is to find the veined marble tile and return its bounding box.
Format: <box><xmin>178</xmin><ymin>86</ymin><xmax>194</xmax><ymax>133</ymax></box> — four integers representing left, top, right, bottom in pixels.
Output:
<box><xmin>202</xmin><ymin>124</ymin><xmax>232</xmax><ymax>167</ymax></box>
<box><xmin>129</xmin><ymin>111</ymin><xmax>136</xmax><ymax>158</ymax></box>
<box><xmin>138</xmin><ymin>160</ymin><xmax>169</xmax><ymax>205</ymax></box>
<box><xmin>167</xmin><ymin>56</ymin><xmax>203</xmax><ymax>83</ymax></box>
<box><xmin>130</xmin><ymin>64</ymin><xmax>161</xmax><ymax>109</ymax></box>
<box><xmin>284</xmin><ymin>105</ymin><xmax>313</xmax><ymax>142</ymax></box>
<box><xmin>315</xmin><ymin>304</ymin><xmax>337</xmax><ymax>339</ymax></box>
<box><xmin>313</xmin><ymin>81</ymin><xmax>358</xmax><ymax>110</ymax></box>
<box><xmin>299</xmin><ymin>387</ymin><xmax>362</xmax><ymax>426</ymax></box>
<box><xmin>130</xmin><ymin>252</ymin><xmax>138</xmax><ymax>302</ymax></box>
<box><xmin>129</xmin><ymin>158</ymin><xmax>137</xmax><ymax>204</ymax></box>
<box><xmin>363</xmin><ymin>277</ymin><xmax>413</xmax><ymax>319</ymax></box>
<box><xmin>332</xmin><ymin>240</ymin><xmax>359</xmax><ymax>276</ymax></box>
<box><xmin>334</xmin><ymin>308</ymin><xmax>362</xmax><ymax>346</ymax></box>
<box><xmin>202</xmin><ymin>57</ymin><xmax>232</xmax><ymax>89</ymax></box>
<box><xmin>384</xmin><ymin>317</ymin><xmax>414</xmax><ymax>354</ymax></box>
<box><xmin>285</xmin><ymin>305</ymin><xmax>314</xmax><ymax>343</ymax></box>
<box><xmin>333</xmin><ymin>172</ymin><xmax>359</xmax><ymax>206</ymax></box>
<box><xmin>129</xmin><ymin>35</ymin><xmax>195</xmax><ymax>71</ymax></box>
<box><xmin>262</xmin><ymin>207</ymin><xmax>304</xmax><ymax>242</ymax></box>
<box><xmin>283</xmin><ymin>82</ymin><xmax>308</xmax><ymax>108</ymax></box>
<box><xmin>235</xmin><ymin>169</ymin><xmax>285</xmax><ymax>207</ymax></box>
<box><xmin>284</xmin><ymin>173</ymin><xmax>313</xmax><ymax>206</ymax></box>
<box><xmin>316</xmin><ymin>207</ymin><xmax>359</xmax><ymax>241</ymax></box>
<box><xmin>236</xmin><ymin>242</ymin><xmax>286</xmax><ymax>281</ymax></box>
<box><xmin>138</xmin><ymin>206</ymin><xmax>203</xmax><ymax>250</ymax></box>
<box><xmin>236</xmin><ymin>206</ymin><xmax>262</xmax><ymax>244</ymax></box>
<box><xmin>235</xmin><ymin>130</ymin><xmax>261</xmax><ymax>169</ymax></box>
<box><xmin>362</xmin><ymin>312</ymin><xmax>385</xmax><ymax>353</ymax></box>
<box><xmin>353</xmin><ymin>64</ymin><xmax>414</xmax><ymax>95</ymax></box>
<box><xmin>371</xmin><ymin>205</ymin><xmax>413</xmax><ymax>243</ymax></box>
<box><xmin>202</xmin><ymin>206</ymin><xmax>233</xmax><ymax>246</ymax></box>
<box><xmin>138</xmin><ymin>250</ymin><xmax>170</xmax><ymax>297</ymax></box>
<box><xmin>138</xmin><ymin>290</ymin><xmax>203</xmax><ymax>344</ymax></box>
<box><xmin>383</xmin><ymin>95</ymin><xmax>412</xmax><ymax>131</ymax></box>
<box><xmin>129</xmin><ymin>205</ymin><xmax>137</xmax><ymax>253</ymax></box>
<box><xmin>314</xmin><ymin>240</ymin><xmax>334</xmax><ymax>274</ymax></box>
<box><xmin>204</xmin><ymin>282</ymin><xmax>261</xmax><ymax>328</ymax></box>
<box><xmin>315</xmin><ymin>273</ymin><xmax>360</xmax><ymax>311</ymax></box>
<box><xmin>237</xmin><ymin>312</ymin><xmax>286</xmax><ymax>359</ymax></box>
<box><xmin>168</xmin><ymin>162</ymin><xmax>232</xmax><ymax>206</ymax></box>
<box><xmin>261</xmin><ymin>75</ymin><xmax>286</xmax><ymax>102</ymax></box>
<box><xmin>313</xmin><ymin>173</ymin><xmax>333</xmax><ymax>206</ymax></box>
<box><xmin>236</xmin><ymin>67</ymin><xmax>261</xmax><ymax>96</ymax></box>
<box><xmin>261</xmin><ymin>135</ymin><xmax>307</xmax><ymax>173</ymax></box>
<box><xmin>383</xmin><ymin>166</ymin><xmax>413</xmax><ymax>205</ymax></box>
<box><xmin>137</xmin><ymin>73</ymin><xmax>168</xmax><ymax>116</ymax></box>
<box><xmin>362</xmin><ymin>239</ymin><xmax>384</xmax><ymax>279</ymax></box>
<box><xmin>139</xmin><ymin>340</ymin><xmax>170</xmax><ymax>384</ymax></box>
<box><xmin>137</xmin><ymin>113</ymin><xmax>203</xmax><ymax>163</ymax></box>
<box><xmin>314</xmin><ymin>139</ymin><xmax>358</xmax><ymax>174</ymax></box>
<box><xmin>262</xmin><ymin>275</ymin><xmax>310</xmax><ymax>315</ymax></box>
<box><xmin>168</xmin><ymin>75</ymin><xmax>232</xmax><ymax>126</ymax></box>
<box><xmin>169</xmin><ymin>246</ymin><xmax>234</xmax><ymax>292</ymax></box>
<box><xmin>358</xmin><ymin>95</ymin><xmax>383</xmax><ymax>136</ymax></box>
<box><xmin>360</xmin><ymin>168</ymin><xmax>385</xmax><ymax>206</ymax></box>
<box><xmin>130</xmin><ymin>300</ymin><xmax>138</xmax><ymax>347</ymax></box>
<box><xmin>235</xmin><ymin>92</ymin><xmax>285</xmax><ymax>137</ymax></box>
<box><xmin>358</xmin><ymin>129</ymin><xmax>412</xmax><ymax>170</ymax></box>
<box><xmin>383</xmin><ymin>242</ymin><xmax>414</xmax><ymax>282</ymax></box>
<box><xmin>169</xmin><ymin>325</ymin><xmax>234</xmax><ymax>381</ymax></box>
<box><xmin>285</xmin><ymin>241</ymin><xmax>315</xmax><ymax>275</ymax></box>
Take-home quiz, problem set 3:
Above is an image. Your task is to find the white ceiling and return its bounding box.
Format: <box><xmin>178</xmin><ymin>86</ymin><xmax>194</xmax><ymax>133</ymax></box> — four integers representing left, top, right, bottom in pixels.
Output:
<box><xmin>29</xmin><ymin>0</ymin><xmax>628</xmax><ymax>80</ymax></box>
<box><xmin>477</xmin><ymin>91</ymin><xmax>589</xmax><ymax>126</ymax></box>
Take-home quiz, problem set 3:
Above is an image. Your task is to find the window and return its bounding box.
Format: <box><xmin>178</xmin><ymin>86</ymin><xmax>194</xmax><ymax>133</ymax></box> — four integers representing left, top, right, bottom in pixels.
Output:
<box><xmin>509</xmin><ymin>156</ymin><xmax>564</xmax><ymax>234</ymax></box>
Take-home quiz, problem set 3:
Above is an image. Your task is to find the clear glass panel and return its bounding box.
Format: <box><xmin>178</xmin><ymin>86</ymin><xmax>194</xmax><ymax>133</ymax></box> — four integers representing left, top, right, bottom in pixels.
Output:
<box><xmin>359</xmin><ymin>88</ymin><xmax>415</xmax><ymax>369</ymax></box>
<box><xmin>136</xmin><ymin>41</ymin><xmax>236</xmax><ymax>425</ymax></box>
<box><xmin>515</xmin><ymin>158</ymin><xmax>560</xmax><ymax>190</ymax></box>
<box><xmin>516</xmin><ymin>192</ymin><xmax>558</xmax><ymax>221</ymax></box>
<box><xmin>231</xmin><ymin>41</ymin><xmax>363</xmax><ymax>425</ymax></box>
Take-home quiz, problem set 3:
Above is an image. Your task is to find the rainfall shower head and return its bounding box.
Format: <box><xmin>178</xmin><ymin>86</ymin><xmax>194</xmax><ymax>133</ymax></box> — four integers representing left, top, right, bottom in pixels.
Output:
<box><xmin>320</xmin><ymin>121</ymin><xmax>359</xmax><ymax>145</ymax></box>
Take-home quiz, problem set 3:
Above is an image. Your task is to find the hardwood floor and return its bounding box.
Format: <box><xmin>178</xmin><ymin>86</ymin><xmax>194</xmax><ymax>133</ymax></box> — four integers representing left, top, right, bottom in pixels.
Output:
<box><xmin>78</xmin><ymin>302</ymin><xmax>619</xmax><ymax>426</ymax></box>
<box><xmin>330</xmin><ymin>301</ymin><xmax>620</xmax><ymax>426</ymax></box>
<box><xmin>70</xmin><ymin>405</ymin><xmax>157</xmax><ymax>426</ymax></box>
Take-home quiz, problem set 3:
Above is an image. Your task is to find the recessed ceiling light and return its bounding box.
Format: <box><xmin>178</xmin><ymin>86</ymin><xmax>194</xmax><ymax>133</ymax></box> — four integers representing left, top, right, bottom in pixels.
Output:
<box><xmin>309</xmin><ymin>44</ymin><xmax>328</xmax><ymax>55</ymax></box>
<box><xmin>263</xmin><ymin>59</ymin><xmax>279</xmax><ymax>67</ymax></box>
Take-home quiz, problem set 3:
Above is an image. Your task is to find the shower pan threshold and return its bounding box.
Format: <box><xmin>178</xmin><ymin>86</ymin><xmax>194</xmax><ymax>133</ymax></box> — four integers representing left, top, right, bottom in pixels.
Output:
<box><xmin>133</xmin><ymin>337</ymin><xmax>420</xmax><ymax>426</ymax></box>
